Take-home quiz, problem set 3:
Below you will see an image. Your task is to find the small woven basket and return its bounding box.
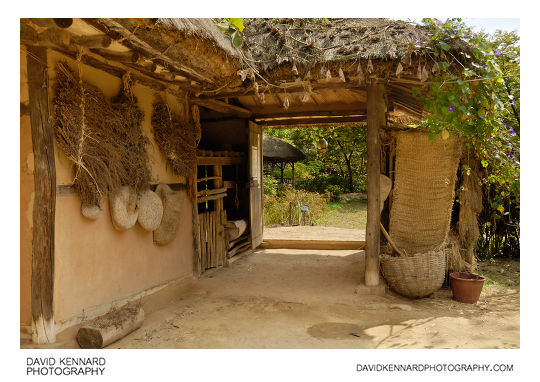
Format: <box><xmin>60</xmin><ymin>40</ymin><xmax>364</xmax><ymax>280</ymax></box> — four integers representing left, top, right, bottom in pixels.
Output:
<box><xmin>381</xmin><ymin>250</ymin><xmax>446</xmax><ymax>298</ymax></box>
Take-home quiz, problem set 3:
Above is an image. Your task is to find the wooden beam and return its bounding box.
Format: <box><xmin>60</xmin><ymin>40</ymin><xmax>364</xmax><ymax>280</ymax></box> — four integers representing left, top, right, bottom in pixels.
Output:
<box><xmin>199</xmin><ymin>80</ymin><xmax>368</xmax><ymax>99</ymax></box>
<box><xmin>71</xmin><ymin>35</ymin><xmax>112</xmax><ymax>49</ymax></box>
<box><xmin>365</xmin><ymin>80</ymin><xmax>382</xmax><ymax>287</ymax></box>
<box><xmin>256</xmin><ymin>115</ymin><xmax>367</xmax><ymax>127</ymax></box>
<box><xmin>27</xmin><ymin>46</ymin><xmax>56</xmax><ymax>344</ymax></box>
<box><xmin>197</xmin><ymin>187</ymin><xmax>227</xmax><ymax>197</ymax></box>
<box><xmin>197</xmin><ymin>192</ymin><xmax>227</xmax><ymax>203</ymax></box>
<box><xmin>253</xmin><ymin>109</ymin><xmax>367</xmax><ymax>119</ymax></box>
<box><xmin>90</xmin><ymin>48</ymin><xmax>139</xmax><ymax>64</ymax></box>
<box><xmin>192</xmin><ymin>98</ymin><xmax>252</xmax><ymax>118</ymax></box>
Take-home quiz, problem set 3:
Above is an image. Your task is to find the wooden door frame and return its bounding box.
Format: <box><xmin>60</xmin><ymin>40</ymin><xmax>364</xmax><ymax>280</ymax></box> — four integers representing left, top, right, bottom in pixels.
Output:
<box><xmin>248</xmin><ymin>121</ymin><xmax>264</xmax><ymax>248</ymax></box>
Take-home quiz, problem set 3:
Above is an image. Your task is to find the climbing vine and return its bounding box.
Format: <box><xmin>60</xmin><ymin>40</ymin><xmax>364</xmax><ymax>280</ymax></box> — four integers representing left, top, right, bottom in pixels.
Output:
<box><xmin>412</xmin><ymin>18</ymin><xmax>520</xmax><ymax>257</ymax></box>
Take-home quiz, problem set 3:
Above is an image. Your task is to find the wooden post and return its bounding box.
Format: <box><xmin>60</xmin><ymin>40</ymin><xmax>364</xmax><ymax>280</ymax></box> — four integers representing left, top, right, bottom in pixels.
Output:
<box><xmin>189</xmin><ymin>175</ymin><xmax>202</xmax><ymax>276</ymax></box>
<box><xmin>27</xmin><ymin>46</ymin><xmax>56</xmax><ymax>344</ymax></box>
<box><xmin>365</xmin><ymin>80</ymin><xmax>382</xmax><ymax>287</ymax></box>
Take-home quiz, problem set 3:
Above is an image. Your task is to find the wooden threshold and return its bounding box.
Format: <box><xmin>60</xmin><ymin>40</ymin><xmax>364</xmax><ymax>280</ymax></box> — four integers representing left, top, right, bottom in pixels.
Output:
<box><xmin>259</xmin><ymin>239</ymin><xmax>366</xmax><ymax>250</ymax></box>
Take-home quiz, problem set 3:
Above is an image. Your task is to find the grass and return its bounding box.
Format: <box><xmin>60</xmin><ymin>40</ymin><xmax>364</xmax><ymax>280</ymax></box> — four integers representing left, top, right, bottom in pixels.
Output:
<box><xmin>477</xmin><ymin>258</ymin><xmax>520</xmax><ymax>292</ymax></box>
<box><xmin>315</xmin><ymin>198</ymin><xmax>367</xmax><ymax>229</ymax></box>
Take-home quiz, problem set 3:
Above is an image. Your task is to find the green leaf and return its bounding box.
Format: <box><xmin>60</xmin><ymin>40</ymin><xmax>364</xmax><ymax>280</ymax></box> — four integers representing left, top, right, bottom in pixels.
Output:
<box><xmin>481</xmin><ymin>159</ymin><xmax>489</xmax><ymax>168</ymax></box>
<box><xmin>216</xmin><ymin>21</ymin><xmax>230</xmax><ymax>33</ymax></box>
<box><xmin>439</xmin><ymin>41</ymin><xmax>451</xmax><ymax>51</ymax></box>
<box><xmin>231</xmin><ymin>30</ymin><xmax>243</xmax><ymax>47</ymax></box>
<box><xmin>227</xmin><ymin>18</ymin><xmax>245</xmax><ymax>32</ymax></box>
<box><xmin>438</xmin><ymin>61</ymin><xmax>449</xmax><ymax>70</ymax></box>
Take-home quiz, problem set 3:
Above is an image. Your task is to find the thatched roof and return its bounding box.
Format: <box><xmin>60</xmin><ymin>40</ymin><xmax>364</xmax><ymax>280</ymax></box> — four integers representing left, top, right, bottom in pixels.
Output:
<box><xmin>192</xmin><ymin>18</ymin><xmax>474</xmax><ymax>128</ymax></box>
<box><xmin>263</xmin><ymin>135</ymin><xmax>306</xmax><ymax>163</ymax></box>
<box><xmin>155</xmin><ymin>18</ymin><xmax>241</xmax><ymax>60</ymax></box>
<box><xmin>242</xmin><ymin>18</ymin><xmax>470</xmax><ymax>74</ymax></box>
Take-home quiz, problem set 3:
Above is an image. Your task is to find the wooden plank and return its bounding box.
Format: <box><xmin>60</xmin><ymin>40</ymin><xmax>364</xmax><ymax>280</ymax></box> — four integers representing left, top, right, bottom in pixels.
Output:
<box><xmin>228</xmin><ymin>233</ymin><xmax>249</xmax><ymax>248</ymax></box>
<box><xmin>228</xmin><ymin>241</ymin><xmax>253</xmax><ymax>257</ymax></box>
<box><xmin>197</xmin><ymin>192</ymin><xmax>227</xmax><ymax>203</ymax></box>
<box><xmin>365</xmin><ymin>81</ymin><xmax>383</xmax><ymax>287</ymax></box>
<box><xmin>200</xmin><ymin>214</ymin><xmax>207</xmax><ymax>270</ymax></box>
<box><xmin>221</xmin><ymin>210</ymin><xmax>227</xmax><ymax>266</ymax></box>
<box><xmin>210</xmin><ymin>211</ymin><xmax>216</xmax><ymax>268</ymax></box>
<box><xmin>196</xmin><ymin>176</ymin><xmax>221</xmax><ymax>183</ymax></box>
<box><xmin>259</xmin><ymin>240</ymin><xmax>366</xmax><ymax>250</ymax></box>
<box><xmin>192</xmin><ymin>98</ymin><xmax>252</xmax><ymax>118</ymax></box>
<box><xmin>196</xmin><ymin>187</ymin><xmax>227</xmax><ymax>197</ymax></box>
<box><xmin>27</xmin><ymin>46</ymin><xmax>56</xmax><ymax>344</ymax></box>
<box><xmin>196</xmin><ymin>156</ymin><xmax>244</xmax><ymax>166</ymax></box>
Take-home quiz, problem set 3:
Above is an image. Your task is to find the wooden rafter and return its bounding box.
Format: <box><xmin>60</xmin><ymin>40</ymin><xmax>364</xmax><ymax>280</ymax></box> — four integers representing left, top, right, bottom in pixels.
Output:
<box><xmin>192</xmin><ymin>99</ymin><xmax>252</xmax><ymax>118</ymax></box>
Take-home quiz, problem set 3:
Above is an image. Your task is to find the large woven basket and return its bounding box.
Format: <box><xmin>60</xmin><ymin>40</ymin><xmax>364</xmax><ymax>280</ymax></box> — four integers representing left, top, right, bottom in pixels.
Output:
<box><xmin>381</xmin><ymin>250</ymin><xmax>446</xmax><ymax>298</ymax></box>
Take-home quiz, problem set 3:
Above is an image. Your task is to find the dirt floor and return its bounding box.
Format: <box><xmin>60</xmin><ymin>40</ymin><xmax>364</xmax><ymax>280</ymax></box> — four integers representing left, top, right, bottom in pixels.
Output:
<box><xmin>264</xmin><ymin>225</ymin><xmax>365</xmax><ymax>241</ymax></box>
<box><xmin>111</xmin><ymin>249</ymin><xmax>520</xmax><ymax>349</ymax></box>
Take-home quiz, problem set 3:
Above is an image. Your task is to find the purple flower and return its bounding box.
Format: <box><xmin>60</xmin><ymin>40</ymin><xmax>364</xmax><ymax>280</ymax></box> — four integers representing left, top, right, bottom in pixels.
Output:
<box><xmin>415</xmin><ymin>38</ymin><xmax>420</xmax><ymax>43</ymax></box>
<box><xmin>508</xmin><ymin>126</ymin><xmax>517</xmax><ymax>136</ymax></box>
<box><xmin>436</xmin><ymin>20</ymin><xmax>442</xmax><ymax>25</ymax></box>
<box><xmin>510</xmin><ymin>101</ymin><xmax>515</xmax><ymax>105</ymax></box>
<box><xmin>453</xmin><ymin>30</ymin><xmax>459</xmax><ymax>35</ymax></box>
<box><xmin>448</xmin><ymin>105</ymin><xmax>455</xmax><ymax>111</ymax></box>
<box><xmin>495</xmin><ymin>49</ymin><xmax>501</xmax><ymax>55</ymax></box>
<box><xmin>507</xmin><ymin>153</ymin><xmax>513</xmax><ymax>158</ymax></box>
<box><xmin>463</xmin><ymin>33</ymin><xmax>468</xmax><ymax>38</ymax></box>
<box><xmin>482</xmin><ymin>62</ymin><xmax>487</xmax><ymax>67</ymax></box>
<box><xmin>503</xmin><ymin>124</ymin><xmax>507</xmax><ymax>128</ymax></box>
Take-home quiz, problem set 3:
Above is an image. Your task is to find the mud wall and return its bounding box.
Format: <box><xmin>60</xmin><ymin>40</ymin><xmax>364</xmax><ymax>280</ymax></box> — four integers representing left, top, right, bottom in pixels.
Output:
<box><xmin>46</xmin><ymin>50</ymin><xmax>195</xmax><ymax>328</ymax></box>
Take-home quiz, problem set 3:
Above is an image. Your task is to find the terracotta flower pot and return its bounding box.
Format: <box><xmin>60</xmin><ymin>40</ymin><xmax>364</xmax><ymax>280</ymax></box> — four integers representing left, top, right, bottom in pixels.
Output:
<box><xmin>450</xmin><ymin>272</ymin><xmax>486</xmax><ymax>304</ymax></box>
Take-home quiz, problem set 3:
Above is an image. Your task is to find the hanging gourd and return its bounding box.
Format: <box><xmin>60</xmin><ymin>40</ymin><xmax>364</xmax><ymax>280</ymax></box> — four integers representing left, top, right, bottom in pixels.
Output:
<box><xmin>317</xmin><ymin>138</ymin><xmax>328</xmax><ymax>152</ymax></box>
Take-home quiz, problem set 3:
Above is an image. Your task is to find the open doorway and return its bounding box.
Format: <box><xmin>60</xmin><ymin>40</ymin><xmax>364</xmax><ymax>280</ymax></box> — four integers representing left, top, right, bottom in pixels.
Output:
<box><xmin>261</xmin><ymin>125</ymin><xmax>371</xmax><ymax>250</ymax></box>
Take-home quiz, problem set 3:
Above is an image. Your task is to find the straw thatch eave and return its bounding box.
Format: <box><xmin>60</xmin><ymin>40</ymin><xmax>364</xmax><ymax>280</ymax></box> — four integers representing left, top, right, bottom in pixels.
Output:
<box><xmin>82</xmin><ymin>18</ymin><xmax>244</xmax><ymax>88</ymax></box>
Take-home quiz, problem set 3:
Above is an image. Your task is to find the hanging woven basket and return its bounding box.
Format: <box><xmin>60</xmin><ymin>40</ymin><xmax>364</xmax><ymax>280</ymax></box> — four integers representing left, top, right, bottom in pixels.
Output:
<box><xmin>381</xmin><ymin>250</ymin><xmax>446</xmax><ymax>298</ymax></box>
<box><xmin>109</xmin><ymin>186</ymin><xmax>139</xmax><ymax>231</ymax></box>
<box><xmin>137</xmin><ymin>189</ymin><xmax>163</xmax><ymax>231</ymax></box>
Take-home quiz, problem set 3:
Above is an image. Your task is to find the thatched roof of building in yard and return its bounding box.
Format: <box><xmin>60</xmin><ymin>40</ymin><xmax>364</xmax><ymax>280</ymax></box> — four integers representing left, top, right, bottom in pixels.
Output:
<box><xmin>263</xmin><ymin>135</ymin><xmax>306</xmax><ymax>163</ymax></box>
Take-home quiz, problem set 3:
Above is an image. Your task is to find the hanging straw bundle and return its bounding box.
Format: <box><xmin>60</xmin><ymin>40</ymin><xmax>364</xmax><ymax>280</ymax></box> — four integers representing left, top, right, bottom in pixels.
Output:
<box><xmin>151</xmin><ymin>101</ymin><xmax>199</xmax><ymax>178</ymax></box>
<box><xmin>53</xmin><ymin>61</ymin><xmax>150</xmax><ymax>207</ymax></box>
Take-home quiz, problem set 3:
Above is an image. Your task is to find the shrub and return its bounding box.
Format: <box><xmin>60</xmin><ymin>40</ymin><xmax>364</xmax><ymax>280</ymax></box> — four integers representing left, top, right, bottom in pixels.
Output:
<box><xmin>264</xmin><ymin>187</ymin><xmax>329</xmax><ymax>226</ymax></box>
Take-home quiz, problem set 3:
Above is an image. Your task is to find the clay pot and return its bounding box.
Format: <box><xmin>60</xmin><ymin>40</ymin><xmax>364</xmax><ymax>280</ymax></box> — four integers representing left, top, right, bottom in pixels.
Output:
<box><xmin>450</xmin><ymin>272</ymin><xmax>486</xmax><ymax>304</ymax></box>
